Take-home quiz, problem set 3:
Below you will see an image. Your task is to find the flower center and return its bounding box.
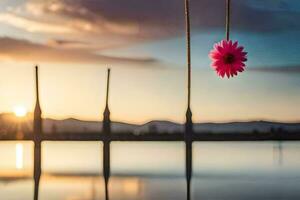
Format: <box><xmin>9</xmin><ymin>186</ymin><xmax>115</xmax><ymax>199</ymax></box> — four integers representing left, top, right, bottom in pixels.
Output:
<box><xmin>223</xmin><ymin>53</ymin><xmax>235</xmax><ymax>64</ymax></box>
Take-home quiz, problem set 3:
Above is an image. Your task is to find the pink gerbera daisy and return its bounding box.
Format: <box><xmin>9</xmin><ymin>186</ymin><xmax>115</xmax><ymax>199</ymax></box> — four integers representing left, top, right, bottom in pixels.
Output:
<box><xmin>209</xmin><ymin>40</ymin><xmax>247</xmax><ymax>78</ymax></box>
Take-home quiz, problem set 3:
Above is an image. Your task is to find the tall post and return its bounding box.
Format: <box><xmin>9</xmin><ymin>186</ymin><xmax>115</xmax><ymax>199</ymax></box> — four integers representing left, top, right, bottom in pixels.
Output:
<box><xmin>103</xmin><ymin>68</ymin><xmax>111</xmax><ymax>133</ymax></box>
<box><xmin>33</xmin><ymin>66</ymin><xmax>42</xmax><ymax>200</ymax></box>
<box><xmin>102</xmin><ymin>68</ymin><xmax>111</xmax><ymax>200</ymax></box>
<box><xmin>184</xmin><ymin>0</ymin><xmax>193</xmax><ymax>199</ymax></box>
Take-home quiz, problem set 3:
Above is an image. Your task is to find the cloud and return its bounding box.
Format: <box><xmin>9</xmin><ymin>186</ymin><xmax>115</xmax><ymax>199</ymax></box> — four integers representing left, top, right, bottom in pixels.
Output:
<box><xmin>2</xmin><ymin>0</ymin><xmax>299</xmax><ymax>41</ymax></box>
<box><xmin>0</xmin><ymin>13</ymin><xmax>73</xmax><ymax>34</ymax></box>
<box><xmin>0</xmin><ymin>37</ymin><xmax>158</xmax><ymax>65</ymax></box>
<box><xmin>23</xmin><ymin>0</ymin><xmax>300</xmax><ymax>33</ymax></box>
<box><xmin>46</xmin><ymin>39</ymin><xmax>93</xmax><ymax>49</ymax></box>
<box><xmin>1</xmin><ymin>0</ymin><xmax>300</xmax><ymax>60</ymax></box>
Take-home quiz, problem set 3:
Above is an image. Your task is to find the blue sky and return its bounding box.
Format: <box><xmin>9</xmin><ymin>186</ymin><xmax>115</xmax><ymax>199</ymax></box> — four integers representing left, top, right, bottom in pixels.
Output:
<box><xmin>105</xmin><ymin>30</ymin><xmax>300</xmax><ymax>68</ymax></box>
<box><xmin>0</xmin><ymin>0</ymin><xmax>299</xmax><ymax>123</ymax></box>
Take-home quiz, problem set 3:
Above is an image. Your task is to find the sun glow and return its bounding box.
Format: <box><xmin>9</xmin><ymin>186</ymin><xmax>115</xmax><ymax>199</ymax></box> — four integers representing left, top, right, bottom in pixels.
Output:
<box><xmin>16</xmin><ymin>143</ymin><xmax>24</xmax><ymax>170</ymax></box>
<box><xmin>13</xmin><ymin>106</ymin><xmax>27</xmax><ymax>117</ymax></box>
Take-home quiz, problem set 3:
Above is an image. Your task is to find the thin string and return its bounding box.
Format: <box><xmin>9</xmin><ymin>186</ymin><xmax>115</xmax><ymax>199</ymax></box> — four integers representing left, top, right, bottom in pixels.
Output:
<box><xmin>185</xmin><ymin>0</ymin><xmax>191</xmax><ymax>109</ymax></box>
<box><xmin>226</xmin><ymin>0</ymin><xmax>231</xmax><ymax>41</ymax></box>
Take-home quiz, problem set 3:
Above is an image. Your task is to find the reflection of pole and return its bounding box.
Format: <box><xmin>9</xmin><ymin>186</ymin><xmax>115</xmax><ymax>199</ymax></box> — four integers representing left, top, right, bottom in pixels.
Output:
<box><xmin>185</xmin><ymin>138</ymin><xmax>192</xmax><ymax>200</ymax></box>
<box><xmin>33</xmin><ymin>66</ymin><xmax>42</xmax><ymax>200</ymax></box>
<box><xmin>278</xmin><ymin>141</ymin><xmax>283</xmax><ymax>166</ymax></box>
<box><xmin>184</xmin><ymin>0</ymin><xmax>193</xmax><ymax>199</ymax></box>
<box><xmin>274</xmin><ymin>141</ymin><xmax>283</xmax><ymax>166</ymax></box>
<box><xmin>103</xmin><ymin>69</ymin><xmax>111</xmax><ymax>200</ymax></box>
<box><xmin>91</xmin><ymin>178</ymin><xmax>96</xmax><ymax>200</ymax></box>
<box><xmin>103</xmin><ymin>141</ymin><xmax>110</xmax><ymax>200</ymax></box>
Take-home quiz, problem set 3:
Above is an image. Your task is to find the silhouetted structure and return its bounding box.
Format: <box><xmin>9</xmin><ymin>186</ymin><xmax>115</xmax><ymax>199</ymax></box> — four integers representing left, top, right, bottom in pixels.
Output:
<box><xmin>184</xmin><ymin>0</ymin><xmax>193</xmax><ymax>199</ymax></box>
<box><xmin>102</xmin><ymin>68</ymin><xmax>111</xmax><ymax>200</ymax></box>
<box><xmin>103</xmin><ymin>68</ymin><xmax>111</xmax><ymax>133</ymax></box>
<box><xmin>1</xmin><ymin>65</ymin><xmax>300</xmax><ymax>200</ymax></box>
<box><xmin>185</xmin><ymin>108</ymin><xmax>193</xmax><ymax>200</ymax></box>
<box><xmin>33</xmin><ymin>66</ymin><xmax>42</xmax><ymax>200</ymax></box>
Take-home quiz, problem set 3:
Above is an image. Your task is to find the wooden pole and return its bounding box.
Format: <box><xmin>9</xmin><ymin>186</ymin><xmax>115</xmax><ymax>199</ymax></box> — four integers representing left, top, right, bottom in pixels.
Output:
<box><xmin>184</xmin><ymin>0</ymin><xmax>193</xmax><ymax>199</ymax></box>
<box><xmin>102</xmin><ymin>68</ymin><xmax>111</xmax><ymax>200</ymax></box>
<box><xmin>33</xmin><ymin>66</ymin><xmax>42</xmax><ymax>200</ymax></box>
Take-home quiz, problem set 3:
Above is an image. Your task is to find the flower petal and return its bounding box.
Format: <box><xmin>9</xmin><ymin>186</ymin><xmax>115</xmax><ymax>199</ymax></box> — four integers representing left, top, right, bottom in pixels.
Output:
<box><xmin>209</xmin><ymin>39</ymin><xmax>247</xmax><ymax>78</ymax></box>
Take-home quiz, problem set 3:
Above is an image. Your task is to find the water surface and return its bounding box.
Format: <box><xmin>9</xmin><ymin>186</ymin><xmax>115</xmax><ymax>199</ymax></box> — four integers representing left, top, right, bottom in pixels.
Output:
<box><xmin>0</xmin><ymin>141</ymin><xmax>299</xmax><ymax>200</ymax></box>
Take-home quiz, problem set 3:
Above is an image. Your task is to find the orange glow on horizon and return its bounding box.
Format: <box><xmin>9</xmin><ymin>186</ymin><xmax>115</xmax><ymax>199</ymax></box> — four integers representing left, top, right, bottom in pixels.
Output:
<box><xmin>13</xmin><ymin>105</ymin><xmax>27</xmax><ymax>118</ymax></box>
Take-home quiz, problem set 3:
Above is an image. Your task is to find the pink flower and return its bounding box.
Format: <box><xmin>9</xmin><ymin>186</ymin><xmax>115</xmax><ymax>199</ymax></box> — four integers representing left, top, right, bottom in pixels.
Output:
<box><xmin>209</xmin><ymin>40</ymin><xmax>247</xmax><ymax>78</ymax></box>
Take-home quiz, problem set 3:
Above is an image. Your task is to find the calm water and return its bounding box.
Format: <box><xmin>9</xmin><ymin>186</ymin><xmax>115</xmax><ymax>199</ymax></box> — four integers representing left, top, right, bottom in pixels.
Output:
<box><xmin>0</xmin><ymin>141</ymin><xmax>300</xmax><ymax>200</ymax></box>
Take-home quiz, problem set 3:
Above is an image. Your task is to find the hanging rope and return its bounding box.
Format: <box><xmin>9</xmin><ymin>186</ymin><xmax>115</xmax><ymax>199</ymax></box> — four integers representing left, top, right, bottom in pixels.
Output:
<box><xmin>226</xmin><ymin>0</ymin><xmax>231</xmax><ymax>40</ymax></box>
<box><xmin>185</xmin><ymin>0</ymin><xmax>191</xmax><ymax>109</ymax></box>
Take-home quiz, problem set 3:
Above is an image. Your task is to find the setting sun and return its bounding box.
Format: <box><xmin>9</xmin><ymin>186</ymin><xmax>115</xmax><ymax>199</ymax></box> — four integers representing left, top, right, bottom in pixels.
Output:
<box><xmin>13</xmin><ymin>106</ymin><xmax>27</xmax><ymax>117</ymax></box>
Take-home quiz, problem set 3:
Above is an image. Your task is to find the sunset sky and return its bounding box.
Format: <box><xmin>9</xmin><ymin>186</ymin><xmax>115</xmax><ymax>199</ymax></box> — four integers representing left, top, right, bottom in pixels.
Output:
<box><xmin>0</xmin><ymin>0</ymin><xmax>300</xmax><ymax>123</ymax></box>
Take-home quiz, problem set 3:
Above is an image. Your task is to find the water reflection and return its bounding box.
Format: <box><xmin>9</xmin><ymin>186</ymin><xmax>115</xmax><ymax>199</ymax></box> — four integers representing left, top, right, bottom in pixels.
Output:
<box><xmin>39</xmin><ymin>176</ymin><xmax>104</xmax><ymax>200</ymax></box>
<box><xmin>110</xmin><ymin>177</ymin><xmax>143</xmax><ymax>198</ymax></box>
<box><xmin>1</xmin><ymin>141</ymin><xmax>300</xmax><ymax>200</ymax></box>
<box><xmin>125</xmin><ymin>179</ymin><xmax>140</xmax><ymax>196</ymax></box>
<box><xmin>16</xmin><ymin>143</ymin><xmax>24</xmax><ymax>170</ymax></box>
<box><xmin>273</xmin><ymin>141</ymin><xmax>283</xmax><ymax>166</ymax></box>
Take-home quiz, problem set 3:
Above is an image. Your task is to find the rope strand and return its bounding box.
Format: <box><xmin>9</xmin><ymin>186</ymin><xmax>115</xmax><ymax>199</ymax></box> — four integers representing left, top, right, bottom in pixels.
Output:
<box><xmin>185</xmin><ymin>0</ymin><xmax>191</xmax><ymax>108</ymax></box>
<box><xmin>226</xmin><ymin>0</ymin><xmax>231</xmax><ymax>40</ymax></box>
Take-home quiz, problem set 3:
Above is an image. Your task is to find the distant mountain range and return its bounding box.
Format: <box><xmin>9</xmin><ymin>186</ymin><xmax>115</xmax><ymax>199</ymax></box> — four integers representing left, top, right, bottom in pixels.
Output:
<box><xmin>0</xmin><ymin>113</ymin><xmax>299</xmax><ymax>134</ymax></box>
<box><xmin>43</xmin><ymin>118</ymin><xmax>300</xmax><ymax>134</ymax></box>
